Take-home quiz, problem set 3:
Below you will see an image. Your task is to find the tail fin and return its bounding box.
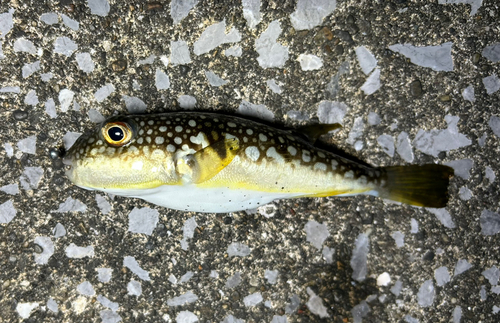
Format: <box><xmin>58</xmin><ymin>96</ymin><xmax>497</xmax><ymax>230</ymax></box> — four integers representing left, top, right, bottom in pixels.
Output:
<box><xmin>377</xmin><ymin>164</ymin><xmax>454</xmax><ymax>208</ymax></box>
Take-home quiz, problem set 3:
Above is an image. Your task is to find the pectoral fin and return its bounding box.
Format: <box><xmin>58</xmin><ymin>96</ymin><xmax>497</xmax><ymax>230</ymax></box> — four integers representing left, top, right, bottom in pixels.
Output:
<box><xmin>189</xmin><ymin>136</ymin><xmax>240</xmax><ymax>184</ymax></box>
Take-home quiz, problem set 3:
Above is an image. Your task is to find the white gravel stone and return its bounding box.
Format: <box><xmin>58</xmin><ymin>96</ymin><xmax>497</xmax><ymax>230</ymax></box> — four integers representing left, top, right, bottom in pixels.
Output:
<box><xmin>391</xmin><ymin>231</ymin><xmax>404</xmax><ymax>248</ymax></box>
<box><xmin>22</xmin><ymin>61</ymin><xmax>40</xmax><ymax>78</ymax></box>
<box><xmin>227</xmin><ymin>242</ymin><xmax>251</xmax><ymax>257</ymax></box>
<box><xmin>317</xmin><ymin>100</ymin><xmax>348</xmax><ymax>125</ymax></box>
<box><xmin>76</xmin><ymin>52</ymin><xmax>94</xmax><ymax>73</ymax></box>
<box><xmin>155</xmin><ymin>69</ymin><xmax>170</xmax><ymax>90</ymax></box>
<box><xmin>413</xmin><ymin>115</ymin><xmax>471</xmax><ymax>157</ymax></box>
<box><xmin>304</xmin><ymin>220</ymin><xmax>330</xmax><ymax>250</ymax></box>
<box><xmin>205</xmin><ymin>70</ymin><xmax>228</xmax><ymax>86</ymax></box>
<box><xmin>361</xmin><ymin>68</ymin><xmax>381</xmax><ymax>95</ymax></box>
<box><xmin>66</xmin><ymin>243</ymin><xmax>94</xmax><ymax>258</ymax></box>
<box><xmin>16</xmin><ymin>302</ymin><xmax>39</xmax><ymax>319</ymax></box>
<box><xmin>462</xmin><ymin>84</ymin><xmax>475</xmax><ymax>102</ymax></box>
<box><xmin>87</xmin><ymin>0</ymin><xmax>111</xmax><ymax>17</ymax></box>
<box><xmin>454</xmin><ymin>259</ymin><xmax>472</xmax><ymax>276</ymax></box>
<box><xmin>59</xmin><ymin>89</ymin><xmax>74</xmax><ymax>112</ymax></box>
<box><xmin>167</xmin><ymin>291</ymin><xmax>198</xmax><ymax>306</ymax></box>
<box><xmin>225</xmin><ymin>45</ymin><xmax>242</xmax><ymax>57</ymax></box>
<box><xmin>127</xmin><ymin>280</ymin><xmax>142</xmax><ymax>296</ymax></box>
<box><xmin>438</xmin><ymin>0</ymin><xmax>483</xmax><ymax>16</ymax></box>
<box><xmin>242</xmin><ymin>0</ymin><xmax>261</xmax><ymax>29</ymax></box>
<box><xmin>426</xmin><ymin>208</ymin><xmax>456</xmax><ymax>229</ymax></box>
<box><xmin>53</xmin><ymin>197</ymin><xmax>87</xmax><ymax>213</ymax></box>
<box><xmin>444</xmin><ymin>159</ymin><xmax>473</xmax><ymax>180</ymax></box>
<box><xmin>483</xmin><ymin>74</ymin><xmax>500</xmax><ymax>95</ymax></box>
<box><xmin>124</xmin><ymin>256</ymin><xmax>150</xmax><ymax>281</ymax></box>
<box><xmin>356</xmin><ymin>46</ymin><xmax>378</xmax><ymax>75</ymax></box>
<box><xmin>45</xmin><ymin>98</ymin><xmax>57</xmax><ymax>118</ymax></box>
<box><xmin>96</xmin><ymin>268</ymin><xmax>113</xmax><ymax>282</ymax></box>
<box><xmin>297</xmin><ymin>54</ymin><xmax>323</xmax><ymax>71</ymax></box>
<box><xmin>77</xmin><ymin>281</ymin><xmax>96</xmax><ymax>296</ymax></box>
<box><xmin>377</xmin><ymin>134</ymin><xmax>395</xmax><ymax>157</ymax></box>
<box><xmin>24</xmin><ymin>90</ymin><xmax>39</xmax><ymax>106</ymax></box>
<box><xmin>34</xmin><ymin>236</ymin><xmax>54</xmax><ymax>265</ymax></box>
<box><xmin>14</xmin><ymin>38</ymin><xmax>37</xmax><ymax>55</ymax></box>
<box><xmin>53</xmin><ymin>223</ymin><xmax>66</xmax><ymax>238</ymax></box>
<box><xmin>243</xmin><ymin>292</ymin><xmax>263</xmax><ymax>307</ymax></box>
<box><xmin>351</xmin><ymin>233</ymin><xmax>369</xmax><ymax>282</ymax></box>
<box><xmin>175</xmin><ymin>311</ymin><xmax>198</xmax><ymax>323</ymax></box>
<box><xmin>94</xmin><ymin>83</ymin><xmax>115</xmax><ymax>102</ymax></box>
<box><xmin>178</xmin><ymin>95</ymin><xmax>197</xmax><ymax>109</ymax></box>
<box><xmin>54</xmin><ymin>36</ymin><xmax>78</xmax><ymax>56</ymax></box>
<box><xmin>170</xmin><ymin>0</ymin><xmax>199</xmax><ymax>24</ymax></box>
<box><xmin>128</xmin><ymin>207</ymin><xmax>159</xmax><ymax>236</ymax></box>
<box><xmin>389</xmin><ymin>42</ymin><xmax>453</xmax><ymax>71</ymax></box>
<box><xmin>255</xmin><ymin>20</ymin><xmax>288</xmax><ymax>68</ymax></box>
<box><xmin>265</xmin><ymin>269</ymin><xmax>279</xmax><ymax>284</ymax></box>
<box><xmin>482</xmin><ymin>43</ymin><xmax>500</xmax><ymax>62</ymax></box>
<box><xmin>170</xmin><ymin>40</ymin><xmax>191</xmax><ymax>65</ymax></box>
<box><xmin>290</xmin><ymin>0</ymin><xmax>337</xmax><ymax>30</ymax></box>
<box><xmin>377</xmin><ymin>272</ymin><xmax>391</xmax><ymax>286</ymax></box>
<box><xmin>0</xmin><ymin>183</ymin><xmax>19</xmax><ymax>195</ymax></box>
<box><xmin>306</xmin><ymin>287</ymin><xmax>329</xmax><ymax>318</ymax></box>
<box><xmin>417</xmin><ymin>279</ymin><xmax>435</xmax><ymax>307</ymax></box>
<box><xmin>480</xmin><ymin>209</ymin><xmax>500</xmax><ymax>236</ymax></box>
<box><xmin>17</xmin><ymin>136</ymin><xmax>37</xmax><ymax>155</ymax></box>
<box><xmin>434</xmin><ymin>266</ymin><xmax>450</xmax><ymax>286</ymax></box>
<box><xmin>61</xmin><ymin>14</ymin><xmax>79</xmax><ymax>30</ymax></box>
<box><xmin>40</xmin><ymin>12</ymin><xmax>58</xmax><ymax>25</ymax></box>
<box><xmin>193</xmin><ymin>20</ymin><xmax>240</xmax><ymax>55</ymax></box>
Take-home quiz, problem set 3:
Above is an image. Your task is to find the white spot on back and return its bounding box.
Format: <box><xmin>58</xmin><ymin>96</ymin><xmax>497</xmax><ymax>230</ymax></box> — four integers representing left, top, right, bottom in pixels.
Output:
<box><xmin>159</xmin><ymin>126</ymin><xmax>167</xmax><ymax>132</ymax></box>
<box><xmin>155</xmin><ymin>137</ymin><xmax>164</xmax><ymax>145</ymax></box>
<box><xmin>266</xmin><ymin>147</ymin><xmax>285</xmax><ymax>163</ymax></box>
<box><xmin>137</xmin><ymin>137</ymin><xmax>144</xmax><ymax>144</ymax></box>
<box><xmin>148</xmin><ymin>120</ymin><xmax>154</xmax><ymax>125</ymax></box>
<box><xmin>188</xmin><ymin>120</ymin><xmax>196</xmax><ymax>127</ymax></box>
<box><xmin>331</xmin><ymin>160</ymin><xmax>338</xmax><ymax>170</ymax></box>
<box><xmin>245</xmin><ymin>146</ymin><xmax>260</xmax><ymax>161</ymax></box>
<box><xmin>302</xmin><ymin>150</ymin><xmax>311</xmax><ymax>162</ymax></box>
<box><xmin>246</xmin><ymin>129</ymin><xmax>254</xmax><ymax>135</ymax></box>
<box><xmin>167</xmin><ymin>144</ymin><xmax>176</xmax><ymax>152</ymax></box>
<box><xmin>287</xmin><ymin>146</ymin><xmax>297</xmax><ymax>156</ymax></box>
<box><xmin>358</xmin><ymin>175</ymin><xmax>368</xmax><ymax>186</ymax></box>
<box><xmin>344</xmin><ymin>170</ymin><xmax>354</xmax><ymax>179</ymax></box>
<box><xmin>259</xmin><ymin>133</ymin><xmax>268</xmax><ymax>142</ymax></box>
<box><xmin>175</xmin><ymin>126</ymin><xmax>183</xmax><ymax>132</ymax></box>
<box><xmin>314</xmin><ymin>162</ymin><xmax>327</xmax><ymax>171</ymax></box>
<box><xmin>228</xmin><ymin>122</ymin><xmax>236</xmax><ymax>128</ymax></box>
<box><xmin>317</xmin><ymin>151</ymin><xmax>326</xmax><ymax>158</ymax></box>
<box><xmin>174</xmin><ymin>137</ymin><xmax>182</xmax><ymax>145</ymax></box>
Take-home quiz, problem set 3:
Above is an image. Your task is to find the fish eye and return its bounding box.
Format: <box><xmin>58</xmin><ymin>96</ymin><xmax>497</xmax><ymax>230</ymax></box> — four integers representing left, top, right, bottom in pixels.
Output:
<box><xmin>102</xmin><ymin>121</ymin><xmax>133</xmax><ymax>146</ymax></box>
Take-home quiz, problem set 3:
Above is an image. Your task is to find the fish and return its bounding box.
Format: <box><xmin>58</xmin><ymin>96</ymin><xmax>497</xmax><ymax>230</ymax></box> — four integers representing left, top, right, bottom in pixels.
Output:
<box><xmin>62</xmin><ymin>112</ymin><xmax>454</xmax><ymax>213</ymax></box>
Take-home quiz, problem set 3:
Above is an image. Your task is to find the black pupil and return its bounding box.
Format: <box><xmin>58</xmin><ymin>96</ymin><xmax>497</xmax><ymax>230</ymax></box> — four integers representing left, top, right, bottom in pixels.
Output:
<box><xmin>108</xmin><ymin>127</ymin><xmax>124</xmax><ymax>141</ymax></box>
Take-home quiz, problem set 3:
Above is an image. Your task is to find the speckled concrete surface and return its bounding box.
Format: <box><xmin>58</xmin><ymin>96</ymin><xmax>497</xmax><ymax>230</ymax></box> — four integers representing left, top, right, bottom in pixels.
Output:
<box><xmin>1</xmin><ymin>0</ymin><xmax>500</xmax><ymax>322</ymax></box>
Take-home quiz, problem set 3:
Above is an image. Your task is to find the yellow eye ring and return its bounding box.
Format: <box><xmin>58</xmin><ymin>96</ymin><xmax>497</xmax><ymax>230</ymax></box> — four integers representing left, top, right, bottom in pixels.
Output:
<box><xmin>102</xmin><ymin>122</ymin><xmax>133</xmax><ymax>146</ymax></box>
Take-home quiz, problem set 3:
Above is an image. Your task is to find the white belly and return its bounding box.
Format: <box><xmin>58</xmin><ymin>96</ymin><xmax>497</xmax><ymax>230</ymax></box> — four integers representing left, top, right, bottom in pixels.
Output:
<box><xmin>97</xmin><ymin>184</ymin><xmax>304</xmax><ymax>213</ymax></box>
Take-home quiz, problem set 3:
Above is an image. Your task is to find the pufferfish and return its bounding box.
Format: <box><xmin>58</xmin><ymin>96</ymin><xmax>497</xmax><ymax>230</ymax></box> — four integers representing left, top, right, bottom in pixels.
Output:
<box><xmin>62</xmin><ymin>112</ymin><xmax>454</xmax><ymax>213</ymax></box>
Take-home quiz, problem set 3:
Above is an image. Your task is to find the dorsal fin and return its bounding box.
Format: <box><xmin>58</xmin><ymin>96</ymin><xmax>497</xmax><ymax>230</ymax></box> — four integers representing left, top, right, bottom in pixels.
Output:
<box><xmin>296</xmin><ymin>123</ymin><xmax>342</xmax><ymax>143</ymax></box>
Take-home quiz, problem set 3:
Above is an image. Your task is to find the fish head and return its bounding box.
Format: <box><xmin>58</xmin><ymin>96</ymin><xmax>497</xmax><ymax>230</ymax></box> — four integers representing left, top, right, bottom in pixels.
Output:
<box><xmin>63</xmin><ymin>115</ymin><xmax>178</xmax><ymax>191</ymax></box>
